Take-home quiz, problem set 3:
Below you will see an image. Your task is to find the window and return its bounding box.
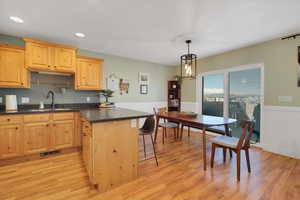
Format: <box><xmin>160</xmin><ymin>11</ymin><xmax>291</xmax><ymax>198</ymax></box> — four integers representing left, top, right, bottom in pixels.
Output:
<box><xmin>200</xmin><ymin>65</ymin><xmax>263</xmax><ymax>143</ymax></box>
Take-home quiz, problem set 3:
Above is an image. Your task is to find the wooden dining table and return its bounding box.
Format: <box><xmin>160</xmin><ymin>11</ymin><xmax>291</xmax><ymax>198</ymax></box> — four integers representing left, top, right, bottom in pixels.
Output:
<box><xmin>154</xmin><ymin>111</ymin><xmax>237</xmax><ymax>170</ymax></box>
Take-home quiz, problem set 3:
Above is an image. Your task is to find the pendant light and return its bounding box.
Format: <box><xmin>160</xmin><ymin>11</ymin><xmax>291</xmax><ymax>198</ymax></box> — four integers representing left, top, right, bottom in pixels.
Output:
<box><xmin>180</xmin><ymin>40</ymin><xmax>197</xmax><ymax>79</ymax></box>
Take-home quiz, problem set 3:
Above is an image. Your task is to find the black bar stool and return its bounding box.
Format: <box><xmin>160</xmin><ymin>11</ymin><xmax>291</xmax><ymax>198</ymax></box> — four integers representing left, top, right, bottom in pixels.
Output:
<box><xmin>139</xmin><ymin>116</ymin><xmax>158</xmax><ymax>166</ymax></box>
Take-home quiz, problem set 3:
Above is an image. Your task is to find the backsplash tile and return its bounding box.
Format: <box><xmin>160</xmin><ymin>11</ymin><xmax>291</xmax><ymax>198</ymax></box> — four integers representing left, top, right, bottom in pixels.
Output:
<box><xmin>0</xmin><ymin>72</ymin><xmax>100</xmax><ymax>105</ymax></box>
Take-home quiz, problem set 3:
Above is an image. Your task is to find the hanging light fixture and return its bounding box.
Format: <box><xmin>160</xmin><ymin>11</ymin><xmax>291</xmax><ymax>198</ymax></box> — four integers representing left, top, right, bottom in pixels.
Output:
<box><xmin>180</xmin><ymin>40</ymin><xmax>197</xmax><ymax>79</ymax></box>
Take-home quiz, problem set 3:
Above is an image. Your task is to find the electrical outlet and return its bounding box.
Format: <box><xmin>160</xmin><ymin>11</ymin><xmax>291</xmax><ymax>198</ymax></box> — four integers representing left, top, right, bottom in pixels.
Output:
<box><xmin>0</xmin><ymin>97</ymin><xmax>2</xmax><ymax>104</ymax></box>
<box><xmin>86</xmin><ymin>97</ymin><xmax>90</xmax><ymax>102</ymax></box>
<box><xmin>21</xmin><ymin>97</ymin><xmax>30</xmax><ymax>104</ymax></box>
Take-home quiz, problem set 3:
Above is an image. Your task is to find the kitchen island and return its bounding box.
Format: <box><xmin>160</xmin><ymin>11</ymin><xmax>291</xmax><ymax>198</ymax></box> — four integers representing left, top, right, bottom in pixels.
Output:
<box><xmin>80</xmin><ymin>108</ymin><xmax>152</xmax><ymax>192</ymax></box>
<box><xmin>0</xmin><ymin>105</ymin><xmax>152</xmax><ymax>193</ymax></box>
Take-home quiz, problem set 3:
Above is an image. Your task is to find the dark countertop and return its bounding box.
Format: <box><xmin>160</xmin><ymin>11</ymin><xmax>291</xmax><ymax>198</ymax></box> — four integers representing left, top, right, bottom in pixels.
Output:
<box><xmin>0</xmin><ymin>104</ymin><xmax>152</xmax><ymax>123</ymax></box>
<box><xmin>80</xmin><ymin>108</ymin><xmax>152</xmax><ymax>123</ymax></box>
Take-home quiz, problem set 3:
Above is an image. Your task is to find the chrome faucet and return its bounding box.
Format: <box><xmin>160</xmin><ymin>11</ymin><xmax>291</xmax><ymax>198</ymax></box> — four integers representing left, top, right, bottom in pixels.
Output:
<box><xmin>46</xmin><ymin>90</ymin><xmax>55</xmax><ymax>109</ymax></box>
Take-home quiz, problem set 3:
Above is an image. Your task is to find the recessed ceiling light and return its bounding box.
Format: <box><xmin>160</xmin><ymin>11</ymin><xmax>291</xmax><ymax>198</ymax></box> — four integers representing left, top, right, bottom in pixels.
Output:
<box><xmin>9</xmin><ymin>16</ymin><xmax>24</xmax><ymax>23</ymax></box>
<box><xmin>75</xmin><ymin>32</ymin><xmax>86</xmax><ymax>38</ymax></box>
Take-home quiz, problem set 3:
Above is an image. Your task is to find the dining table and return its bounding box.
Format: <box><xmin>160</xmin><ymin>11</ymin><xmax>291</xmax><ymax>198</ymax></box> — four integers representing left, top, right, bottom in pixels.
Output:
<box><xmin>154</xmin><ymin>111</ymin><xmax>237</xmax><ymax>170</ymax></box>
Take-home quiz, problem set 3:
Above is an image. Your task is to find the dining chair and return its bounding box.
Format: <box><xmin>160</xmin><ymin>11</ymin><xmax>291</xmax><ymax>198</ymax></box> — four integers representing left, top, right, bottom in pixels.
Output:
<box><xmin>139</xmin><ymin>116</ymin><xmax>158</xmax><ymax>166</ymax></box>
<box><xmin>209</xmin><ymin>120</ymin><xmax>254</xmax><ymax>181</ymax></box>
<box><xmin>153</xmin><ymin>107</ymin><xmax>179</xmax><ymax>144</ymax></box>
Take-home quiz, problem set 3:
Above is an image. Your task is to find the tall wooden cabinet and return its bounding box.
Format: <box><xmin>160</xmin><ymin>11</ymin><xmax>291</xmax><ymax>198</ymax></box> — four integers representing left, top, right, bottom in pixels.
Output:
<box><xmin>75</xmin><ymin>56</ymin><xmax>103</xmax><ymax>90</ymax></box>
<box><xmin>168</xmin><ymin>80</ymin><xmax>181</xmax><ymax>111</ymax></box>
<box><xmin>23</xmin><ymin>38</ymin><xmax>77</xmax><ymax>73</ymax></box>
<box><xmin>0</xmin><ymin>44</ymin><xmax>30</xmax><ymax>88</ymax></box>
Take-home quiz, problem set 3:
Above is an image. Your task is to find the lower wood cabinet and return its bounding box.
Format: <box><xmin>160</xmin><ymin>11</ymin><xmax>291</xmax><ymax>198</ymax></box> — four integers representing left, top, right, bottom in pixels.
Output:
<box><xmin>0</xmin><ymin>112</ymin><xmax>79</xmax><ymax>160</ymax></box>
<box><xmin>81</xmin><ymin>119</ymin><xmax>139</xmax><ymax>192</ymax></box>
<box><xmin>0</xmin><ymin>124</ymin><xmax>22</xmax><ymax>158</ymax></box>
<box><xmin>52</xmin><ymin>120</ymin><xmax>74</xmax><ymax>150</ymax></box>
<box><xmin>24</xmin><ymin>122</ymin><xmax>50</xmax><ymax>154</ymax></box>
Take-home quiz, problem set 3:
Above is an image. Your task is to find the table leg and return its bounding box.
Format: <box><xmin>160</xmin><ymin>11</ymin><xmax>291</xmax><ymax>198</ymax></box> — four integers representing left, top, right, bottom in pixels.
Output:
<box><xmin>202</xmin><ymin>127</ymin><xmax>207</xmax><ymax>171</ymax></box>
<box><xmin>154</xmin><ymin>116</ymin><xmax>159</xmax><ymax>143</ymax></box>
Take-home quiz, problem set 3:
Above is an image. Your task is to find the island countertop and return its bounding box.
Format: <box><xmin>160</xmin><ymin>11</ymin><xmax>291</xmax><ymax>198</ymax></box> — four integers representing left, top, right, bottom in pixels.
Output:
<box><xmin>80</xmin><ymin>107</ymin><xmax>152</xmax><ymax>123</ymax></box>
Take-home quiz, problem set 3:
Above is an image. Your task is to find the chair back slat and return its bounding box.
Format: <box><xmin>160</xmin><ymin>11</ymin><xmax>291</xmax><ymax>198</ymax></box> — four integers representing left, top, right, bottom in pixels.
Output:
<box><xmin>237</xmin><ymin>120</ymin><xmax>255</xmax><ymax>149</ymax></box>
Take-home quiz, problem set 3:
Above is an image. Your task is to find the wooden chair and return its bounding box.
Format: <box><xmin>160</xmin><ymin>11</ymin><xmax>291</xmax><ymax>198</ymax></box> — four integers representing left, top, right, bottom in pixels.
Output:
<box><xmin>139</xmin><ymin>116</ymin><xmax>158</xmax><ymax>166</ymax></box>
<box><xmin>153</xmin><ymin>107</ymin><xmax>179</xmax><ymax>144</ymax></box>
<box><xmin>210</xmin><ymin>120</ymin><xmax>254</xmax><ymax>181</ymax></box>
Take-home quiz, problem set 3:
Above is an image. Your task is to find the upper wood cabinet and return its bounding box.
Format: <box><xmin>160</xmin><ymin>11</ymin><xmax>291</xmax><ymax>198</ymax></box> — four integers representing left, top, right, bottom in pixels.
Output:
<box><xmin>75</xmin><ymin>56</ymin><xmax>103</xmax><ymax>90</ymax></box>
<box><xmin>23</xmin><ymin>38</ymin><xmax>77</xmax><ymax>73</ymax></box>
<box><xmin>0</xmin><ymin>44</ymin><xmax>30</xmax><ymax>88</ymax></box>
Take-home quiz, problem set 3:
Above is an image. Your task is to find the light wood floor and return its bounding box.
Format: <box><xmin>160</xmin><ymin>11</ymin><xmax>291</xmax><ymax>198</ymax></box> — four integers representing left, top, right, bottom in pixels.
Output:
<box><xmin>0</xmin><ymin>130</ymin><xmax>299</xmax><ymax>200</ymax></box>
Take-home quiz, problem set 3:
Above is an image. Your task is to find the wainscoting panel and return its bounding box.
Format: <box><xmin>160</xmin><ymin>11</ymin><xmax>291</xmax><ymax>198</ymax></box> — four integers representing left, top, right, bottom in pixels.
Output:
<box><xmin>262</xmin><ymin>106</ymin><xmax>300</xmax><ymax>159</ymax></box>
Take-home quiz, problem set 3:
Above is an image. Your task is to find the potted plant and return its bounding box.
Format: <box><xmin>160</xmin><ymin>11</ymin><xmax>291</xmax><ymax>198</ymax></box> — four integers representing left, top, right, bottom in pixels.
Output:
<box><xmin>99</xmin><ymin>89</ymin><xmax>114</xmax><ymax>106</ymax></box>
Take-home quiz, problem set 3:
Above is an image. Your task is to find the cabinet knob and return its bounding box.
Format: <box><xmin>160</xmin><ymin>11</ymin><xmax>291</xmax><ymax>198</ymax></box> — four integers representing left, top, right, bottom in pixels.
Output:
<box><xmin>46</xmin><ymin>124</ymin><xmax>49</xmax><ymax>127</ymax></box>
<box><xmin>113</xmin><ymin>149</ymin><xmax>117</xmax><ymax>153</ymax></box>
<box><xmin>21</xmin><ymin>82</ymin><xmax>24</xmax><ymax>85</ymax></box>
<box><xmin>7</xmin><ymin>118</ymin><xmax>10</xmax><ymax>122</ymax></box>
<box><xmin>15</xmin><ymin>127</ymin><xmax>18</xmax><ymax>130</ymax></box>
<box><xmin>48</xmin><ymin>65</ymin><xmax>51</xmax><ymax>68</ymax></box>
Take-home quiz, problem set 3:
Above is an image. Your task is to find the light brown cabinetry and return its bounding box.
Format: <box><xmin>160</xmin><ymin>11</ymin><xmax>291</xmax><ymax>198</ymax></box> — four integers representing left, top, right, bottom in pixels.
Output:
<box><xmin>0</xmin><ymin>124</ymin><xmax>22</xmax><ymax>158</ymax></box>
<box><xmin>76</xmin><ymin>56</ymin><xmax>103</xmax><ymax>90</ymax></box>
<box><xmin>81</xmin><ymin>119</ymin><xmax>139</xmax><ymax>192</ymax></box>
<box><xmin>24</xmin><ymin>38</ymin><xmax>77</xmax><ymax>73</ymax></box>
<box><xmin>0</xmin><ymin>44</ymin><xmax>30</xmax><ymax>88</ymax></box>
<box><xmin>0</xmin><ymin>112</ymin><xmax>79</xmax><ymax>160</ymax></box>
<box><xmin>24</xmin><ymin>122</ymin><xmax>50</xmax><ymax>154</ymax></box>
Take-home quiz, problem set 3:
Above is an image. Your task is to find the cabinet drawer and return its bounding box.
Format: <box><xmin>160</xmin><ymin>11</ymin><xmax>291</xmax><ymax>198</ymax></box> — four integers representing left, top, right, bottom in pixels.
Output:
<box><xmin>53</xmin><ymin>112</ymin><xmax>74</xmax><ymax>121</ymax></box>
<box><xmin>24</xmin><ymin>114</ymin><xmax>50</xmax><ymax>123</ymax></box>
<box><xmin>0</xmin><ymin>115</ymin><xmax>22</xmax><ymax>125</ymax></box>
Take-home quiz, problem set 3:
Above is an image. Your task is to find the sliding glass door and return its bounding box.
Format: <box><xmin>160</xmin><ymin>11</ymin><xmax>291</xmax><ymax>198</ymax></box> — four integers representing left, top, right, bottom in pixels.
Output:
<box><xmin>229</xmin><ymin>68</ymin><xmax>261</xmax><ymax>142</ymax></box>
<box><xmin>202</xmin><ymin>74</ymin><xmax>224</xmax><ymax>117</ymax></box>
<box><xmin>201</xmin><ymin>65</ymin><xmax>263</xmax><ymax>143</ymax></box>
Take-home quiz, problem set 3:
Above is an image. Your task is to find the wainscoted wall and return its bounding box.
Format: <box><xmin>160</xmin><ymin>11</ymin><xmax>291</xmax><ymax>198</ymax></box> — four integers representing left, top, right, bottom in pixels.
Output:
<box><xmin>262</xmin><ymin>106</ymin><xmax>300</xmax><ymax>159</ymax></box>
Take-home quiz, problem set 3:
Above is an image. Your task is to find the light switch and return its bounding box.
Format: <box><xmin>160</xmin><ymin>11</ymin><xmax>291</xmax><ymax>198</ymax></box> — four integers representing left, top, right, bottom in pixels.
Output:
<box><xmin>278</xmin><ymin>96</ymin><xmax>293</xmax><ymax>103</ymax></box>
<box><xmin>86</xmin><ymin>97</ymin><xmax>90</xmax><ymax>102</ymax></box>
<box><xmin>0</xmin><ymin>97</ymin><xmax>2</xmax><ymax>104</ymax></box>
<box><xmin>21</xmin><ymin>97</ymin><xmax>30</xmax><ymax>104</ymax></box>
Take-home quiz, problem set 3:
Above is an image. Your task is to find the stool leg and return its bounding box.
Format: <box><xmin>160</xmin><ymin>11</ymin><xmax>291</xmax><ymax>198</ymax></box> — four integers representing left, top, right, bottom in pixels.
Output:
<box><xmin>150</xmin><ymin>134</ymin><xmax>159</xmax><ymax>166</ymax></box>
<box><xmin>223</xmin><ymin>148</ymin><xmax>227</xmax><ymax>163</ymax></box>
<box><xmin>173</xmin><ymin>127</ymin><xmax>177</xmax><ymax>139</ymax></box>
<box><xmin>162</xmin><ymin>127</ymin><xmax>165</xmax><ymax>144</ymax></box>
<box><xmin>142</xmin><ymin>134</ymin><xmax>146</xmax><ymax>159</ymax></box>
<box><xmin>188</xmin><ymin>127</ymin><xmax>190</xmax><ymax>137</ymax></box>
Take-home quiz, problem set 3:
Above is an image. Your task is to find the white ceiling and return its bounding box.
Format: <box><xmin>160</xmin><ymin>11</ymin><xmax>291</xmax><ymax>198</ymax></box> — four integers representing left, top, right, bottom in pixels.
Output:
<box><xmin>1</xmin><ymin>0</ymin><xmax>300</xmax><ymax>65</ymax></box>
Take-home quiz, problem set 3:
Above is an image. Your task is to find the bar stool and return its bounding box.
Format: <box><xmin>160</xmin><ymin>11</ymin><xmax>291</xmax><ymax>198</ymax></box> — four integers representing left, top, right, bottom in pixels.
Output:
<box><xmin>139</xmin><ymin>116</ymin><xmax>158</xmax><ymax>166</ymax></box>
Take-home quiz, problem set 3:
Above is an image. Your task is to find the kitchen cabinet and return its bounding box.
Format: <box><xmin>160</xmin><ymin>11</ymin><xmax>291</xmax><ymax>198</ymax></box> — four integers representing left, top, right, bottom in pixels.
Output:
<box><xmin>75</xmin><ymin>56</ymin><xmax>103</xmax><ymax>90</ymax></box>
<box><xmin>52</xmin><ymin>120</ymin><xmax>74</xmax><ymax>149</ymax></box>
<box><xmin>23</xmin><ymin>122</ymin><xmax>50</xmax><ymax>154</ymax></box>
<box><xmin>0</xmin><ymin>44</ymin><xmax>30</xmax><ymax>88</ymax></box>
<box><xmin>0</xmin><ymin>124</ymin><xmax>22</xmax><ymax>158</ymax></box>
<box><xmin>81</xmin><ymin>118</ymin><xmax>139</xmax><ymax>192</ymax></box>
<box><xmin>24</xmin><ymin>38</ymin><xmax>77</xmax><ymax>73</ymax></box>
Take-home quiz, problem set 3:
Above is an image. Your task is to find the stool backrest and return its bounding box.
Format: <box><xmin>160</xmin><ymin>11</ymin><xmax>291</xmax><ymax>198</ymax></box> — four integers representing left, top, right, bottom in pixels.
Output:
<box><xmin>141</xmin><ymin>116</ymin><xmax>155</xmax><ymax>133</ymax></box>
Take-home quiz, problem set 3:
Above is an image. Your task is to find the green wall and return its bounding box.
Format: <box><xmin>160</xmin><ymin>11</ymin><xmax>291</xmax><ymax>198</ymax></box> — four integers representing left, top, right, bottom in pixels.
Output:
<box><xmin>78</xmin><ymin>49</ymin><xmax>175</xmax><ymax>102</ymax></box>
<box><xmin>0</xmin><ymin>34</ymin><xmax>175</xmax><ymax>103</ymax></box>
<box><xmin>177</xmin><ymin>37</ymin><xmax>300</xmax><ymax>106</ymax></box>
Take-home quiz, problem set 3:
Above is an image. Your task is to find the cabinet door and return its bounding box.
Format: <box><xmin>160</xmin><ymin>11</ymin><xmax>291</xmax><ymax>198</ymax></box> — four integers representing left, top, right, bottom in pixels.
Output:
<box><xmin>24</xmin><ymin>122</ymin><xmax>50</xmax><ymax>154</ymax></box>
<box><xmin>76</xmin><ymin>59</ymin><xmax>88</xmax><ymax>88</ymax></box>
<box><xmin>0</xmin><ymin>124</ymin><xmax>22</xmax><ymax>158</ymax></box>
<box><xmin>26</xmin><ymin>42</ymin><xmax>51</xmax><ymax>70</ymax></box>
<box><xmin>54</xmin><ymin>47</ymin><xmax>75</xmax><ymax>72</ymax></box>
<box><xmin>0</xmin><ymin>47</ymin><xmax>24</xmax><ymax>87</ymax></box>
<box><xmin>87</xmin><ymin>62</ymin><xmax>101</xmax><ymax>89</ymax></box>
<box><xmin>52</xmin><ymin>120</ymin><xmax>74</xmax><ymax>149</ymax></box>
<box><xmin>82</xmin><ymin>130</ymin><xmax>93</xmax><ymax>181</ymax></box>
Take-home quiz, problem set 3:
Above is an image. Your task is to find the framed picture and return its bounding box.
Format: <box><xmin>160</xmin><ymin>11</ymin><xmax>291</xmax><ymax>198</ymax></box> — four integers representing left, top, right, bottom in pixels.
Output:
<box><xmin>139</xmin><ymin>73</ymin><xmax>149</xmax><ymax>85</ymax></box>
<box><xmin>140</xmin><ymin>84</ymin><xmax>148</xmax><ymax>94</ymax></box>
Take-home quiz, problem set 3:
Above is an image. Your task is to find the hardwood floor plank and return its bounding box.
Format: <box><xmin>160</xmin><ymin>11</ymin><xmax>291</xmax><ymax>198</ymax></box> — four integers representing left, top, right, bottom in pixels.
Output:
<box><xmin>0</xmin><ymin>130</ymin><xmax>299</xmax><ymax>200</ymax></box>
